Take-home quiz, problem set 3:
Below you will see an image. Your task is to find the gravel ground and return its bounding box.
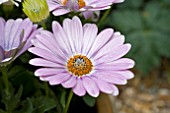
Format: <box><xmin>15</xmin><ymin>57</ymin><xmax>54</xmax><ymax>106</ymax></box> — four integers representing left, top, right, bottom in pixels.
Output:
<box><xmin>109</xmin><ymin>74</ymin><xmax>170</xmax><ymax>113</ymax></box>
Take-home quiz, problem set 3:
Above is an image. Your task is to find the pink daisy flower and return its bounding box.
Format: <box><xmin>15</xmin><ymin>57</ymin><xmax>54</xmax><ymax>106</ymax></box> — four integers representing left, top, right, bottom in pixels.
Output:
<box><xmin>47</xmin><ymin>0</ymin><xmax>124</xmax><ymax>16</ymax></box>
<box><xmin>0</xmin><ymin>17</ymin><xmax>40</xmax><ymax>65</ymax></box>
<box><xmin>29</xmin><ymin>16</ymin><xmax>135</xmax><ymax>97</ymax></box>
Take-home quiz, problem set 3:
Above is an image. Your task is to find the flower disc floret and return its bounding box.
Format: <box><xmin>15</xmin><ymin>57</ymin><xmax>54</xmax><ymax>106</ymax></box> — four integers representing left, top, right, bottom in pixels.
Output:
<box><xmin>67</xmin><ymin>55</ymin><xmax>93</xmax><ymax>77</ymax></box>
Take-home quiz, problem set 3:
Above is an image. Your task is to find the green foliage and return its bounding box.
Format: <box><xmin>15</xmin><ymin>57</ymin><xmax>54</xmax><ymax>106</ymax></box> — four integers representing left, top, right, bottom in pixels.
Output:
<box><xmin>83</xmin><ymin>94</ymin><xmax>96</xmax><ymax>107</ymax></box>
<box><xmin>117</xmin><ymin>0</ymin><xmax>144</xmax><ymax>9</ymax></box>
<box><xmin>1</xmin><ymin>85</ymin><xmax>23</xmax><ymax>113</ymax></box>
<box><xmin>60</xmin><ymin>90</ymin><xmax>67</xmax><ymax>108</ymax></box>
<box><xmin>104</xmin><ymin>0</ymin><xmax>170</xmax><ymax>74</ymax></box>
<box><xmin>0</xmin><ymin>65</ymin><xmax>57</xmax><ymax>113</ymax></box>
<box><xmin>22</xmin><ymin>96</ymin><xmax>56</xmax><ymax>113</ymax></box>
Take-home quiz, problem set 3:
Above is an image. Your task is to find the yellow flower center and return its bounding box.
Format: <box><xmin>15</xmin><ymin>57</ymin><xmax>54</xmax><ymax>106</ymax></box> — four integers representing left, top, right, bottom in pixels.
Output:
<box><xmin>63</xmin><ymin>0</ymin><xmax>67</xmax><ymax>5</ymax></box>
<box><xmin>78</xmin><ymin>0</ymin><xmax>86</xmax><ymax>9</ymax></box>
<box><xmin>67</xmin><ymin>55</ymin><xmax>93</xmax><ymax>77</ymax></box>
<box><xmin>63</xmin><ymin>0</ymin><xmax>86</xmax><ymax>9</ymax></box>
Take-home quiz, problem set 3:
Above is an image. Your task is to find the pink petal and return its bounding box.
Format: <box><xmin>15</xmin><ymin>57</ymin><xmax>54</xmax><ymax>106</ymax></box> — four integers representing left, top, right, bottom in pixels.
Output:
<box><xmin>63</xmin><ymin>18</ymin><xmax>76</xmax><ymax>53</ymax></box>
<box><xmin>30</xmin><ymin>30</ymin><xmax>49</xmax><ymax>51</ymax></box>
<box><xmin>73</xmin><ymin>79</ymin><xmax>86</xmax><ymax>96</ymax></box>
<box><xmin>7</xmin><ymin>19</ymin><xmax>22</xmax><ymax>49</ymax></box>
<box><xmin>17</xmin><ymin>25</ymin><xmax>40</xmax><ymax>57</ymax></box>
<box><xmin>62</xmin><ymin>16</ymin><xmax>83</xmax><ymax>54</ymax></box>
<box><xmin>86</xmin><ymin>0</ymin><xmax>114</xmax><ymax>8</ymax></box>
<box><xmin>93</xmin><ymin>33</ymin><xmax>125</xmax><ymax>60</ymax></box>
<box><xmin>52</xmin><ymin>8</ymin><xmax>70</xmax><ymax>16</ymax></box>
<box><xmin>82</xmin><ymin>11</ymin><xmax>94</xmax><ymax>20</ymax></box>
<box><xmin>29</xmin><ymin>58</ymin><xmax>64</xmax><ymax>68</ymax></box>
<box><xmin>71</xmin><ymin>16</ymin><xmax>83</xmax><ymax>53</ymax></box>
<box><xmin>88</xmin><ymin>6</ymin><xmax>111</xmax><ymax>11</ymax></box>
<box><xmin>95</xmin><ymin>44</ymin><xmax>132</xmax><ymax>65</ymax></box>
<box><xmin>48</xmin><ymin>74</ymin><xmax>71</xmax><ymax>85</ymax></box>
<box><xmin>31</xmin><ymin>39</ymin><xmax>49</xmax><ymax>51</ymax></box>
<box><xmin>92</xmin><ymin>77</ymin><xmax>113</xmax><ymax>94</ymax></box>
<box><xmin>52</xmin><ymin>21</ymin><xmax>72</xmax><ymax>57</ymax></box>
<box><xmin>4</xmin><ymin>19</ymin><xmax>14</xmax><ymax>50</ymax></box>
<box><xmin>0</xmin><ymin>17</ymin><xmax>5</xmax><ymax>48</ymax></box>
<box><xmin>113</xmin><ymin>70</ymin><xmax>134</xmax><ymax>79</ymax></box>
<box><xmin>94</xmin><ymin>71</ymin><xmax>127</xmax><ymax>85</ymax></box>
<box><xmin>35</xmin><ymin>68</ymin><xmax>66</xmax><ymax>76</ymax></box>
<box><xmin>87</xmin><ymin>28</ymin><xmax>113</xmax><ymax>58</ymax></box>
<box><xmin>47</xmin><ymin>0</ymin><xmax>62</xmax><ymax>11</ymax></box>
<box><xmin>28</xmin><ymin>47</ymin><xmax>63</xmax><ymax>64</ymax></box>
<box><xmin>82</xmin><ymin>77</ymin><xmax>99</xmax><ymax>97</ymax></box>
<box><xmin>96</xmin><ymin>58</ymin><xmax>135</xmax><ymax>70</ymax></box>
<box><xmin>108</xmin><ymin>44</ymin><xmax>131</xmax><ymax>61</ymax></box>
<box><xmin>111</xmin><ymin>85</ymin><xmax>119</xmax><ymax>96</ymax></box>
<box><xmin>36</xmin><ymin>31</ymin><xmax>68</xmax><ymax>61</ymax></box>
<box><xmin>36</xmin><ymin>32</ymin><xmax>57</xmax><ymax>52</ymax></box>
<box><xmin>82</xmin><ymin>23</ymin><xmax>98</xmax><ymax>55</ymax></box>
<box><xmin>13</xmin><ymin>18</ymin><xmax>33</xmax><ymax>48</ymax></box>
<box><xmin>113</xmin><ymin>0</ymin><xmax>124</xmax><ymax>3</ymax></box>
<box><xmin>62</xmin><ymin>76</ymin><xmax>77</xmax><ymax>88</ymax></box>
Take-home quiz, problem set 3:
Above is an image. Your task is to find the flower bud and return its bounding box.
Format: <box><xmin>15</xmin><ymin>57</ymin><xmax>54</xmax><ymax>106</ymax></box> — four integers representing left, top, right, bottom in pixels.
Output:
<box><xmin>22</xmin><ymin>0</ymin><xmax>49</xmax><ymax>23</ymax></box>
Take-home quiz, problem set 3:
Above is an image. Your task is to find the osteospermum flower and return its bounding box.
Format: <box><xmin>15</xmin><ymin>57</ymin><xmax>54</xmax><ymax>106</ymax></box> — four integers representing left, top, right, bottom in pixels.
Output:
<box><xmin>0</xmin><ymin>0</ymin><xmax>21</xmax><ymax>6</ymax></box>
<box><xmin>0</xmin><ymin>17</ymin><xmax>40</xmax><ymax>66</ymax></box>
<box><xmin>22</xmin><ymin>0</ymin><xmax>49</xmax><ymax>23</ymax></box>
<box><xmin>29</xmin><ymin>16</ymin><xmax>135</xmax><ymax>97</ymax></box>
<box><xmin>47</xmin><ymin>0</ymin><xmax>124</xmax><ymax>16</ymax></box>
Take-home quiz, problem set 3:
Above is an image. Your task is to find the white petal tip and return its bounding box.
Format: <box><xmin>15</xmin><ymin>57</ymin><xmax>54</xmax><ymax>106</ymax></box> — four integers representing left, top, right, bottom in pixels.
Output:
<box><xmin>34</xmin><ymin>70</ymin><xmax>40</xmax><ymax>77</ymax></box>
<box><xmin>112</xmin><ymin>91</ymin><xmax>119</xmax><ymax>96</ymax></box>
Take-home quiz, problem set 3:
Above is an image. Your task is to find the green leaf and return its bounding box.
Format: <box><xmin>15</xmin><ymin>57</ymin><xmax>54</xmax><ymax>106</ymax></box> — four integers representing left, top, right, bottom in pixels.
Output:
<box><xmin>110</xmin><ymin>10</ymin><xmax>143</xmax><ymax>33</ymax></box>
<box><xmin>1</xmin><ymin>85</ymin><xmax>23</xmax><ymax>113</ymax></box>
<box><xmin>117</xmin><ymin>0</ymin><xmax>144</xmax><ymax>9</ymax></box>
<box><xmin>154</xmin><ymin>32</ymin><xmax>170</xmax><ymax>58</ymax></box>
<box><xmin>7</xmin><ymin>65</ymin><xmax>25</xmax><ymax>78</ymax></box>
<box><xmin>0</xmin><ymin>109</ymin><xmax>7</xmax><ymax>113</ymax></box>
<box><xmin>144</xmin><ymin>1</ymin><xmax>170</xmax><ymax>32</ymax></box>
<box><xmin>11</xmin><ymin>70</ymin><xmax>36</xmax><ymax>96</ymax></box>
<box><xmin>60</xmin><ymin>90</ymin><xmax>67</xmax><ymax>108</ymax></box>
<box><xmin>25</xmin><ymin>98</ymin><xmax>34</xmax><ymax>113</ymax></box>
<box><xmin>161</xmin><ymin>0</ymin><xmax>170</xmax><ymax>5</ymax></box>
<box><xmin>15</xmin><ymin>98</ymin><xmax>33</xmax><ymax>113</ymax></box>
<box><xmin>83</xmin><ymin>94</ymin><xmax>96</xmax><ymax>107</ymax></box>
<box><xmin>19</xmin><ymin>52</ymin><xmax>32</xmax><ymax>63</ymax></box>
<box><xmin>16</xmin><ymin>96</ymin><xmax>56</xmax><ymax>113</ymax></box>
<box><xmin>31</xmin><ymin>96</ymin><xmax>56</xmax><ymax>113</ymax></box>
<box><xmin>126</xmin><ymin>30</ymin><xmax>168</xmax><ymax>74</ymax></box>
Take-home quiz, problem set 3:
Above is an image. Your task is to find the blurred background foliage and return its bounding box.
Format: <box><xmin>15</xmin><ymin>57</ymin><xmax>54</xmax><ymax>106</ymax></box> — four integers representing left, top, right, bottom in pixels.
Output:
<box><xmin>102</xmin><ymin>0</ymin><xmax>170</xmax><ymax>74</ymax></box>
<box><xmin>0</xmin><ymin>0</ymin><xmax>170</xmax><ymax>113</ymax></box>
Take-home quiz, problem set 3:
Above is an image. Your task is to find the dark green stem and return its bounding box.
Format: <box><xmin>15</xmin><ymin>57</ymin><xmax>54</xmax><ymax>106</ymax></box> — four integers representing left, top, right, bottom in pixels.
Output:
<box><xmin>1</xmin><ymin>67</ymin><xmax>9</xmax><ymax>95</ymax></box>
<box><xmin>63</xmin><ymin>90</ymin><xmax>73</xmax><ymax>113</ymax></box>
<box><xmin>45</xmin><ymin>82</ymin><xmax>49</xmax><ymax>97</ymax></box>
<box><xmin>97</xmin><ymin>7</ymin><xmax>112</xmax><ymax>27</ymax></box>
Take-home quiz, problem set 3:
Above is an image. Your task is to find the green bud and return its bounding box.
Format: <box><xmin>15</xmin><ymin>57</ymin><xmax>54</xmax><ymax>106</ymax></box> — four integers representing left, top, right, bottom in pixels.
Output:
<box><xmin>22</xmin><ymin>0</ymin><xmax>49</xmax><ymax>23</ymax></box>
